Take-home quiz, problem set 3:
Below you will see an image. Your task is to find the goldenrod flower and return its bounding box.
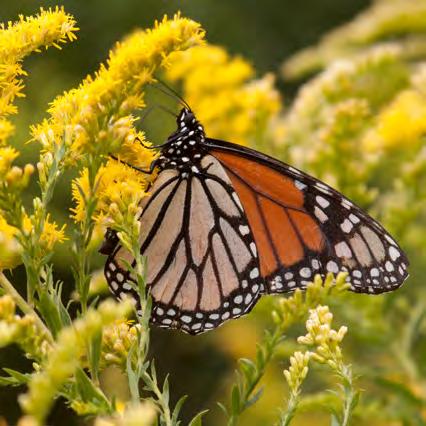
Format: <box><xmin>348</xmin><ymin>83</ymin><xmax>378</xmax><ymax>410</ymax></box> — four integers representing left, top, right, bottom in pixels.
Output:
<box><xmin>71</xmin><ymin>159</ymin><xmax>152</xmax><ymax>225</ymax></box>
<box><xmin>283</xmin><ymin>351</ymin><xmax>311</xmax><ymax>395</ymax></box>
<box><xmin>32</xmin><ymin>14</ymin><xmax>204</xmax><ymax>160</ymax></box>
<box><xmin>101</xmin><ymin>320</ymin><xmax>141</xmax><ymax>370</ymax></box>
<box><xmin>166</xmin><ymin>44</ymin><xmax>281</xmax><ymax>146</ymax></box>
<box><xmin>297</xmin><ymin>305</ymin><xmax>348</xmax><ymax>369</ymax></box>
<box><xmin>0</xmin><ymin>295</ymin><xmax>50</xmax><ymax>359</ymax></box>
<box><xmin>364</xmin><ymin>89</ymin><xmax>426</xmax><ymax>151</ymax></box>
<box><xmin>0</xmin><ymin>7</ymin><xmax>77</xmax><ymax>64</ymax></box>
<box><xmin>22</xmin><ymin>214</ymin><xmax>67</xmax><ymax>252</ymax></box>
<box><xmin>0</xmin><ymin>7</ymin><xmax>77</xmax><ymax>145</ymax></box>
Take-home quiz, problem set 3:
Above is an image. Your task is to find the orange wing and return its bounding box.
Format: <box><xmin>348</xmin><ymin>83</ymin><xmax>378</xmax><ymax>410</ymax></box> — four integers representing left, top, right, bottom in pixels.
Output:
<box><xmin>212</xmin><ymin>150</ymin><xmax>325</xmax><ymax>278</ymax></box>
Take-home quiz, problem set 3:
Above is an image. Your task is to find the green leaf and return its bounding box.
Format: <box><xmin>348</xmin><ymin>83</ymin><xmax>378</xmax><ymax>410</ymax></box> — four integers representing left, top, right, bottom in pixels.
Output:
<box><xmin>74</xmin><ymin>367</ymin><xmax>110</xmax><ymax>411</ymax></box>
<box><xmin>37</xmin><ymin>291</ymin><xmax>64</xmax><ymax>336</ymax></box>
<box><xmin>171</xmin><ymin>395</ymin><xmax>187</xmax><ymax>424</ymax></box>
<box><xmin>231</xmin><ymin>385</ymin><xmax>241</xmax><ymax>415</ymax></box>
<box><xmin>89</xmin><ymin>329</ymin><xmax>102</xmax><ymax>382</ymax></box>
<box><xmin>239</xmin><ymin>358</ymin><xmax>256</xmax><ymax>383</ymax></box>
<box><xmin>162</xmin><ymin>374</ymin><xmax>170</xmax><ymax>407</ymax></box>
<box><xmin>188</xmin><ymin>410</ymin><xmax>209</xmax><ymax>426</ymax></box>
<box><xmin>216</xmin><ymin>402</ymin><xmax>228</xmax><ymax>417</ymax></box>
<box><xmin>0</xmin><ymin>368</ymin><xmax>30</xmax><ymax>386</ymax></box>
<box><xmin>126</xmin><ymin>344</ymin><xmax>140</xmax><ymax>402</ymax></box>
<box><xmin>374</xmin><ymin>377</ymin><xmax>424</xmax><ymax>407</ymax></box>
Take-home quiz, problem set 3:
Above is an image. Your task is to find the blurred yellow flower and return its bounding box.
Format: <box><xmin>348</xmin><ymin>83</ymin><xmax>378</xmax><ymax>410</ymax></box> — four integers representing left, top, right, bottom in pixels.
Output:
<box><xmin>101</xmin><ymin>320</ymin><xmax>141</xmax><ymax>370</ymax></box>
<box><xmin>20</xmin><ymin>299</ymin><xmax>133</xmax><ymax>424</ymax></box>
<box><xmin>0</xmin><ymin>216</ymin><xmax>22</xmax><ymax>269</ymax></box>
<box><xmin>166</xmin><ymin>44</ymin><xmax>281</xmax><ymax>146</ymax></box>
<box><xmin>32</xmin><ymin>14</ymin><xmax>204</xmax><ymax>160</ymax></box>
<box><xmin>364</xmin><ymin>89</ymin><xmax>426</xmax><ymax>151</ymax></box>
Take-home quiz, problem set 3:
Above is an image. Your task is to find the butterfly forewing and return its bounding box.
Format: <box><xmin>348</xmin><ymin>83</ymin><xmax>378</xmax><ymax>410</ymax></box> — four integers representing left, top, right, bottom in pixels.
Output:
<box><xmin>104</xmin><ymin>154</ymin><xmax>262</xmax><ymax>334</ymax></box>
<box><xmin>208</xmin><ymin>139</ymin><xmax>409</xmax><ymax>294</ymax></box>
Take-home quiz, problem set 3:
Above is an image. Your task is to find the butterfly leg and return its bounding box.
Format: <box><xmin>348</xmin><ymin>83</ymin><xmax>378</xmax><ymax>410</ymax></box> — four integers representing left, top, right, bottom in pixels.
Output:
<box><xmin>109</xmin><ymin>154</ymin><xmax>159</xmax><ymax>174</ymax></box>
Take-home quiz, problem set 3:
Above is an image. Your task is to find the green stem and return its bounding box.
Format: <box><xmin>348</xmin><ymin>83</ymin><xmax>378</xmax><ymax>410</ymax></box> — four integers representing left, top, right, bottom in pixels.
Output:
<box><xmin>0</xmin><ymin>272</ymin><xmax>53</xmax><ymax>343</ymax></box>
<box><xmin>279</xmin><ymin>390</ymin><xmax>300</xmax><ymax>426</ymax></box>
<box><xmin>337</xmin><ymin>363</ymin><xmax>356</xmax><ymax>426</ymax></box>
<box><xmin>142</xmin><ymin>371</ymin><xmax>172</xmax><ymax>426</ymax></box>
<box><xmin>227</xmin><ymin>328</ymin><xmax>282</xmax><ymax>426</ymax></box>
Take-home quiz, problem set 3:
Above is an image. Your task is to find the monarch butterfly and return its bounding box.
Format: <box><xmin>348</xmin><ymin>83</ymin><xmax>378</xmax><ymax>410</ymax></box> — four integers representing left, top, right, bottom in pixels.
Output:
<box><xmin>101</xmin><ymin>106</ymin><xmax>409</xmax><ymax>335</ymax></box>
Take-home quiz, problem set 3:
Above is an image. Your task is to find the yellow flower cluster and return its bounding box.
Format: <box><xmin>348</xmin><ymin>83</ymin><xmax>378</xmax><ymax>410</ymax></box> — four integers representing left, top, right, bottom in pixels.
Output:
<box><xmin>297</xmin><ymin>305</ymin><xmax>348</xmax><ymax>369</ymax></box>
<box><xmin>0</xmin><ymin>7</ymin><xmax>78</xmax><ymax>144</ymax></box>
<box><xmin>20</xmin><ymin>299</ymin><xmax>133</xmax><ymax>425</ymax></box>
<box><xmin>32</xmin><ymin>14</ymin><xmax>204</xmax><ymax>161</ymax></box>
<box><xmin>0</xmin><ymin>295</ymin><xmax>50</xmax><ymax>359</ymax></box>
<box><xmin>0</xmin><ymin>210</ymin><xmax>66</xmax><ymax>270</ymax></box>
<box><xmin>101</xmin><ymin>320</ymin><xmax>141</xmax><ymax>370</ymax></box>
<box><xmin>166</xmin><ymin>44</ymin><xmax>281</xmax><ymax>146</ymax></box>
<box><xmin>72</xmin><ymin>157</ymin><xmax>153</xmax><ymax>226</ymax></box>
<box><xmin>23</xmin><ymin>213</ymin><xmax>67</xmax><ymax>251</ymax></box>
<box><xmin>283</xmin><ymin>351</ymin><xmax>311</xmax><ymax>395</ymax></box>
<box><xmin>0</xmin><ymin>8</ymin><xmax>76</xmax><ymax>269</ymax></box>
<box><xmin>364</xmin><ymin>89</ymin><xmax>426</xmax><ymax>151</ymax></box>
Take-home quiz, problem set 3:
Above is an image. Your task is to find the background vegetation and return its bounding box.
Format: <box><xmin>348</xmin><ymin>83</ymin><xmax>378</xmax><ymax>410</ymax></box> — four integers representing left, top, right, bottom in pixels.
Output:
<box><xmin>0</xmin><ymin>1</ymin><xmax>425</xmax><ymax>425</ymax></box>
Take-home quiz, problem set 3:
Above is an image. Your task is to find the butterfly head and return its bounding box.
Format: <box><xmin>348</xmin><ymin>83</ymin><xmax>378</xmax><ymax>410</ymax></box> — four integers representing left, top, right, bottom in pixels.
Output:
<box><xmin>157</xmin><ymin>108</ymin><xmax>206</xmax><ymax>171</ymax></box>
<box><xmin>177</xmin><ymin>108</ymin><xmax>203</xmax><ymax>132</ymax></box>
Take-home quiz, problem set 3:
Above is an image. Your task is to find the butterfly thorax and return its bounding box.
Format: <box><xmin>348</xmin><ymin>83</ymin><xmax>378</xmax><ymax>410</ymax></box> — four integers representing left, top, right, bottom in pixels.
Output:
<box><xmin>157</xmin><ymin>108</ymin><xmax>207</xmax><ymax>172</ymax></box>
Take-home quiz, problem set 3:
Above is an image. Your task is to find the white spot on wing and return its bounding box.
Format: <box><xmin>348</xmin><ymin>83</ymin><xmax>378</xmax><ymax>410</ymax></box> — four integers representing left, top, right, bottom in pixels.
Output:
<box><xmin>341</xmin><ymin>219</ymin><xmax>353</xmax><ymax>233</ymax></box>
<box><xmin>314</xmin><ymin>206</ymin><xmax>328</xmax><ymax>223</ymax></box>
<box><xmin>316</xmin><ymin>196</ymin><xmax>330</xmax><ymax>208</ymax></box>
<box><xmin>335</xmin><ymin>241</ymin><xmax>352</xmax><ymax>258</ymax></box>
<box><xmin>295</xmin><ymin>180</ymin><xmax>307</xmax><ymax>190</ymax></box>
<box><xmin>389</xmin><ymin>246</ymin><xmax>400</xmax><ymax>261</ymax></box>
<box><xmin>326</xmin><ymin>261</ymin><xmax>339</xmax><ymax>273</ymax></box>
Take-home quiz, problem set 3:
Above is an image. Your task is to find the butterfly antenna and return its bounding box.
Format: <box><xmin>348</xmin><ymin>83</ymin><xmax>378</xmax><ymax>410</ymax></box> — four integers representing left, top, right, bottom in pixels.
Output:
<box><xmin>154</xmin><ymin>76</ymin><xmax>191</xmax><ymax>110</ymax></box>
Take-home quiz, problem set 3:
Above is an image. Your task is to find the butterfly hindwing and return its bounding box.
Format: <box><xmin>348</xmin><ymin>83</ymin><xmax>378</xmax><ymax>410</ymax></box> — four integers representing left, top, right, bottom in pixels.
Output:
<box><xmin>208</xmin><ymin>138</ymin><xmax>409</xmax><ymax>294</ymax></box>
<box><xmin>104</xmin><ymin>155</ymin><xmax>262</xmax><ymax>334</ymax></box>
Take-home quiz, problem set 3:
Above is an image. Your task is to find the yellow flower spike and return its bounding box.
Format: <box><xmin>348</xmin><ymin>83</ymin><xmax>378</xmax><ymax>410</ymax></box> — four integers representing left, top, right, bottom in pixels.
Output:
<box><xmin>283</xmin><ymin>350</ymin><xmax>311</xmax><ymax>394</ymax></box>
<box><xmin>32</xmin><ymin>14</ymin><xmax>204</xmax><ymax>160</ymax></box>
<box><xmin>0</xmin><ymin>7</ymin><xmax>78</xmax><ymax>62</ymax></box>
<box><xmin>297</xmin><ymin>305</ymin><xmax>348</xmax><ymax>368</ymax></box>
<box><xmin>0</xmin><ymin>7</ymin><xmax>77</xmax><ymax>145</ymax></box>
<box><xmin>0</xmin><ymin>146</ymin><xmax>19</xmax><ymax>175</ymax></box>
